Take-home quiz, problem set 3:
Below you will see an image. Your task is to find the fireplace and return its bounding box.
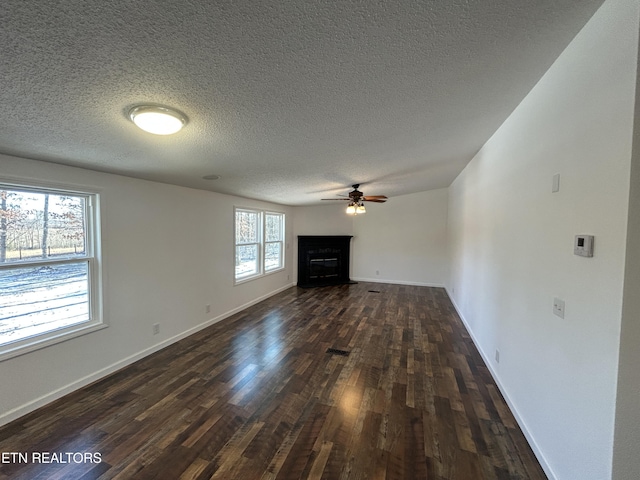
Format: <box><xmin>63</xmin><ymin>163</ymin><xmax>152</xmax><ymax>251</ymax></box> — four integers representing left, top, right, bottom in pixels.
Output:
<box><xmin>297</xmin><ymin>236</ymin><xmax>354</xmax><ymax>288</ymax></box>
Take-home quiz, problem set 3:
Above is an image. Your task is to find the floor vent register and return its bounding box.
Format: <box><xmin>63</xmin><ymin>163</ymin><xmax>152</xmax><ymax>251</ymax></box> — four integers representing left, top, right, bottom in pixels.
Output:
<box><xmin>326</xmin><ymin>348</ymin><xmax>350</xmax><ymax>357</ymax></box>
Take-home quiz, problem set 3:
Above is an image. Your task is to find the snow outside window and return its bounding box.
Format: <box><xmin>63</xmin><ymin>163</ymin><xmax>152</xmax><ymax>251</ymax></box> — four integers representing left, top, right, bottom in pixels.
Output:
<box><xmin>0</xmin><ymin>183</ymin><xmax>104</xmax><ymax>360</ymax></box>
<box><xmin>234</xmin><ymin>208</ymin><xmax>285</xmax><ymax>283</ymax></box>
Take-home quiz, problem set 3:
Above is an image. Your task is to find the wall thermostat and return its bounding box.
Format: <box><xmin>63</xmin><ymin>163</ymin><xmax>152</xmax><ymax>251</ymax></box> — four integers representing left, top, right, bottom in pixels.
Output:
<box><xmin>574</xmin><ymin>235</ymin><xmax>594</xmax><ymax>257</ymax></box>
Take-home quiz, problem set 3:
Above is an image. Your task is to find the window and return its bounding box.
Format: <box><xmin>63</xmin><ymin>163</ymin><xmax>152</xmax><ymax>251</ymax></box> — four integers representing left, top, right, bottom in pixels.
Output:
<box><xmin>235</xmin><ymin>208</ymin><xmax>285</xmax><ymax>282</ymax></box>
<box><xmin>264</xmin><ymin>212</ymin><xmax>284</xmax><ymax>272</ymax></box>
<box><xmin>0</xmin><ymin>182</ymin><xmax>103</xmax><ymax>359</ymax></box>
<box><xmin>235</xmin><ymin>209</ymin><xmax>261</xmax><ymax>280</ymax></box>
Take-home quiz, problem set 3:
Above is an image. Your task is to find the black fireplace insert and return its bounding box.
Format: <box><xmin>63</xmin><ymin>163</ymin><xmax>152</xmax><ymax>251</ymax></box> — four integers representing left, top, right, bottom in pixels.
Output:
<box><xmin>297</xmin><ymin>236</ymin><xmax>354</xmax><ymax>288</ymax></box>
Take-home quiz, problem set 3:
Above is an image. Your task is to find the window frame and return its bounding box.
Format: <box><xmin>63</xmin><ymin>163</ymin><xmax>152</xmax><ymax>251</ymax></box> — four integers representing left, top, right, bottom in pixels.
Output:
<box><xmin>264</xmin><ymin>211</ymin><xmax>285</xmax><ymax>273</ymax></box>
<box><xmin>234</xmin><ymin>207</ymin><xmax>285</xmax><ymax>284</ymax></box>
<box><xmin>0</xmin><ymin>179</ymin><xmax>105</xmax><ymax>361</ymax></box>
<box><xmin>234</xmin><ymin>207</ymin><xmax>263</xmax><ymax>282</ymax></box>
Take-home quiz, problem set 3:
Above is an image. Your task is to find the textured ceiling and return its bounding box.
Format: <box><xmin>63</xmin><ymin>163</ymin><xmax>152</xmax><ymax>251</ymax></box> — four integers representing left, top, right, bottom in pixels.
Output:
<box><xmin>0</xmin><ymin>0</ymin><xmax>604</xmax><ymax>205</ymax></box>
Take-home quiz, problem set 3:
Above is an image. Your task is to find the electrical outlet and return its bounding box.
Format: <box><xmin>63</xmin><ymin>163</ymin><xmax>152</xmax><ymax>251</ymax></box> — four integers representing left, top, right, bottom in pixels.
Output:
<box><xmin>495</xmin><ymin>349</ymin><xmax>500</xmax><ymax>363</ymax></box>
<box><xmin>553</xmin><ymin>298</ymin><xmax>565</xmax><ymax>319</ymax></box>
<box><xmin>153</xmin><ymin>323</ymin><xmax>160</xmax><ymax>335</ymax></box>
<box><xmin>206</xmin><ymin>304</ymin><xmax>211</xmax><ymax>314</ymax></box>
<box><xmin>375</xmin><ymin>270</ymin><xmax>379</xmax><ymax>275</ymax></box>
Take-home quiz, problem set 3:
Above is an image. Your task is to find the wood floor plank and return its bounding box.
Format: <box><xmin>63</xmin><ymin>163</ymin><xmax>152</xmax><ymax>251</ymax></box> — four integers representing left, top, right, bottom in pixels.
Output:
<box><xmin>307</xmin><ymin>440</ymin><xmax>333</xmax><ymax>480</ymax></box>
<box><xmin>0</xmin><ymin>283</ymin><xmax>546</xmax><ymax>479</ymax></box>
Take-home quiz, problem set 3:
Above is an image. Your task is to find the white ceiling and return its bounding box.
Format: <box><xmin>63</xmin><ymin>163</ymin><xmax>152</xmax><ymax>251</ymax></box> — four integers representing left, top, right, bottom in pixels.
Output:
<box><xmin>0</xmin><ymin>0</ymin><xmax>604</xmax><ymax>205</ymax></box>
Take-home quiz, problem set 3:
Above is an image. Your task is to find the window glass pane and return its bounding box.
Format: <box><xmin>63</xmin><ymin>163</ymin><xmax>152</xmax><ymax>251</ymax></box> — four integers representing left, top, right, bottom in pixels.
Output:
<box><xmin>0</xmin><ymin>189</ymin><xmax>86</xmax><ymax>264</ymax></box>
<box><xmin>235</xmin><ymin>244</ymin><xmax>259</xmax><ymax>278</ymax></box>
<box><xmin>265</xmin><ymin>213</ymin><xmax>282</xmax><ymax>242</ymax></box>
<box><xmin>235</xmin><ymin>211</ymin><xmax>259</xmax><ymax>244</ymax></box>
<box><xmin>265</xmin><ymin>242</ymin><xmax>282</xmax><ymax>271</ymax></box>
<box><xmin>0</xmin><ymin>262</ymin><xmax>90</xmax><ymax>346</ymax></box>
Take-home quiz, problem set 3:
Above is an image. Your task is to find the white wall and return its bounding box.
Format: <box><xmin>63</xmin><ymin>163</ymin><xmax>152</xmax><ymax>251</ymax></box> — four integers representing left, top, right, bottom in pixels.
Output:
<box><xmin>292</xmin><ymin>190</ymin><xmax>449</xmax><ymax>287</ymax></box>
<box><xmin>293</xmin><ymin>203</ymin><xmax>355</xmax><ymax>237</ymax></box>
<box><xmin>447</xmin><ymin>0</ymin><xmax>638</xmax><ymax>478</ymax></box>
<box><xmin>351</xmin><ymin>189</ymin><xmax>448</xmax><ymax>286</ymax></box>
<box><xmin>612</xmin><ymin>32</ymin><xmax>640</xmax><ymax>478</ymax></box>
<box><xmin>0</xmin><ymin>154</ymin><xmax>294</xmax><ymax>425</ymax></box>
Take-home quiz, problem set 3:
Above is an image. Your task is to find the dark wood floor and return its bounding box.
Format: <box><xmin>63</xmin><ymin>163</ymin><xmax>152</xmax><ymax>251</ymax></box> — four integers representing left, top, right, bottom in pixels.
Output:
<box><xmin>0</xmin><ymin>283</ymin><xmax>546</xmax><ymax>480</ymax></box>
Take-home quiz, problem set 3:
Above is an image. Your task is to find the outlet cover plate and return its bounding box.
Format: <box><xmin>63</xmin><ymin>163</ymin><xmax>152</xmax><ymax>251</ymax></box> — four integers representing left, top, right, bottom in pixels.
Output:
<box><xmin>553</xmin><ymin>298</ymin><xmax>565</xmax><ymax>319</ymax></box>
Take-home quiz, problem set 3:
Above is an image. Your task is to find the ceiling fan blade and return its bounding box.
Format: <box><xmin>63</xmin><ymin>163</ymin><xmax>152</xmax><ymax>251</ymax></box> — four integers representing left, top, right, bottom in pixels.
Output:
<box><xmin>321</xmin><ymin>185</ymin><xmax>388</xmax><ymax>205</ymax></box>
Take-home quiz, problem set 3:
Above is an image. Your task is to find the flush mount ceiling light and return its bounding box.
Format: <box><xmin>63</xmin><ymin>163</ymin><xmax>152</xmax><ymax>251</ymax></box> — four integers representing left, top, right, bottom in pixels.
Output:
<box><xmin>129</xmin><ymin>105</ymin><xmax>187</xmax><ymax>135</ymax></box>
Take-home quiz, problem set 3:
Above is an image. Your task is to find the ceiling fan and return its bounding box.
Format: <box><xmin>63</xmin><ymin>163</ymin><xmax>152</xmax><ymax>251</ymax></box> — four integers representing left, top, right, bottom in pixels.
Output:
<box><xmin>322</xmin><ymin>184</ymin><xmax>388</xmax><ymax>215</ymax></box>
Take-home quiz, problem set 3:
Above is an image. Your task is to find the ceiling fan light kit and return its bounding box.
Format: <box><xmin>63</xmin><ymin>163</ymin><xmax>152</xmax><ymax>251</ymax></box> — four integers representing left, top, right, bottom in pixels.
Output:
<box><xmin>346</xmin><ymin>202</ymin><xmax>366</xmax><ymax>215</ymax></box>
<box><xmin>129</xmin><ymin>105</ymin><xmax>187</xmax><ymax>135</ymax></box>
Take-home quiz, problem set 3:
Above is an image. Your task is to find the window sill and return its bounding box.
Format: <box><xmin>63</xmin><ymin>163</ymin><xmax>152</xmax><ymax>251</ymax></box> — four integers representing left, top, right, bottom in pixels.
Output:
<box><xmin>234</xmin><ymin>267</ymin><xmax>286</xmax><ymax>286</ymax></box>
<box><xmin>0</xmin><ymin>321</ymin><xmax>108</xmax><ymax>362</ymax></box>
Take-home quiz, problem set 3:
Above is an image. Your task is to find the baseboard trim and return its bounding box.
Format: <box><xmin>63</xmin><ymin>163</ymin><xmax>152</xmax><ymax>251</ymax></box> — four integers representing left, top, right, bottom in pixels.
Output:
<box><xmin>444</xmin><ymin>287</ymin><xmax>556</xmax><ymax>480</ymax></box>
<box><xmin>351</xmin><ymin>277</ymin><xmax>445</xmax><ymax>288</ymax></box>
<box><xmin>0</xmin><ymin>282</ymin><xmax>295</xmax><ymax>427</ymax></box>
